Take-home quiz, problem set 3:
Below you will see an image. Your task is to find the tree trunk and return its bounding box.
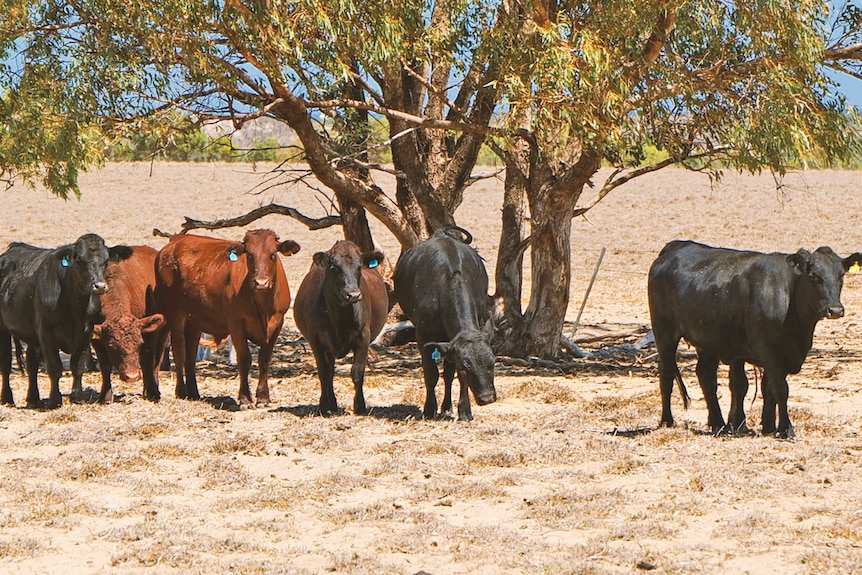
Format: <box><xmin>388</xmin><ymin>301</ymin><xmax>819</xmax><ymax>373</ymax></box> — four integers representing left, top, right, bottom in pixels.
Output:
<box><xmin>517</xmin><ymin>187</ymin><xmax>576</xmax><ymax>357</ymax></box>
<box><xmin>496</xmin><ymin>151</ymin><xmax>600</xmax><ymax>358</ymax></box>
<box><xmin>492</xmin><ymin>139</ymin><xmax>530</xmax><ymax>355</ymax></box>
<box><xmin>338</xmin><ymin>194</ymin><xmax>375</xmax><ymax>252</ymax></box>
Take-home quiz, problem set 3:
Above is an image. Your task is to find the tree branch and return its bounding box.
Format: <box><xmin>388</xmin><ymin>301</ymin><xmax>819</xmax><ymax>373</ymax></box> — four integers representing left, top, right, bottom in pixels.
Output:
<box><xmin>160</xmin><ymin>203</ymin><xmax>343</xmax><ymax>235</ymax></box>
<box><xmin>306</xmin><ymin>97</ymin><xmax>507</xmax><ymax>137</ymax></box>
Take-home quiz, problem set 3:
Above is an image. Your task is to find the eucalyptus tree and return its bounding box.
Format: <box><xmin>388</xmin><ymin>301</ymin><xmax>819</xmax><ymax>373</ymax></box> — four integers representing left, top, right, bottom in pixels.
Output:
<box><xmin>2</xmin><ymin>1</ymin><xmax>862</xmax><ymax>357</ymax></box>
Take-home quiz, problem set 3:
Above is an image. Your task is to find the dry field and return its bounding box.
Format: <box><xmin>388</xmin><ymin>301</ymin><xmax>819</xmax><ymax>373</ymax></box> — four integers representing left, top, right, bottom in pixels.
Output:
<box><xmin>1</xmin><ymin>163</ymin><xmax>862</xmax><ymax>575</ymax></box>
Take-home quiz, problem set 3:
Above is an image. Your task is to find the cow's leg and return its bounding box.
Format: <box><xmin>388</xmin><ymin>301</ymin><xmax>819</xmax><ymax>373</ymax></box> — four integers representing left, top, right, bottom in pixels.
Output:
<box><xmin>313</xmin><ymin>345</ymin><xmax>338</xmax><ymax>416</ymax></box>
<box><xmin>25</xmin><ymin>346</ymin><xmax>43</xmax><ymax>408</ymax></box>
<box><xmin>141</xmin><ymin>327</ymin><xmax>167</xmax><ymax>401</ymax></box>
<box><xmin>0</xmin><ymin>330</ymin><xmax>14</xmax><ymax>406</ymax></box>
<box><xmin>91</xmin><ymin>339</ymin><xmax>113</xmax><ymax>404</ymax></box>
<box><xmin>170</xmin><ymin>321</ymin><xmax>189</xmax><ymax>399</ymax></box>
<box><xmin>770</xmin><ymin>371</ymin><xmax>794</xmax><ymax>439</ymax></box>
<box><xmin>69</xmin><ymin>343</ymin><xmax>88</xmax><ymax>404</ymax></box>
<box><xmin>420</xmin><ymin>344</ymin><xmax>440</xmax><ymax>419</ymax></box>
<box><xmin>41</xmin><ymin>346</ymin><xmax>64</xmax><ymax>410</ymax></box>
<box><xmin>440</xmin><ymin>360</ymin><xmax>455</xmax><ymax>415</ymax></box>
<box><xmin>350</xmin><ymin>342</ymin><xmax>370</xmax><ymax>416</ymax></box>
<box><xmin>695</xmin><ymin>352</ymin><xmax>725</xmax><ymax>434</ymax></box>
<box><xmin>760</xmin><ymin>372</ymin><xmax>778</xmax><ymax>436</ymax></box>
<box><xmin>183</xmin><ymin>327</ymin><xmax>201</xmax><ymax>400</ymax></box>
<box><xmin>456</xmin><ymin>370</ymin><xmax>473</xmax><ymax>422</ymax></box>
<box><xmin>254</xmin><ymin>328</ymin><xmax>280</xmax><ymax>406</ymax></box>
<box><xmin>655</xmin><ymin>334</ymin><xmax>681</xmax><ymax>428</ymax></box>
<box><xmin>727</xmin><ymin>361</ymin><xmax>753</xmax><ymax>435</ymax></box>
<box><xmin>233</xmin><ymin>335</ymin><xmax>254</xmax><ymax>407</ymax></box>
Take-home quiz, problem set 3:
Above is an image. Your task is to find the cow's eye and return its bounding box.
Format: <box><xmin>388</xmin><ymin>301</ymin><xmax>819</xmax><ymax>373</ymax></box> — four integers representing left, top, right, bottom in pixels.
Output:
<box><xmin>270</xmin><ymin>253</ymin><xmax>276</xmax><ymax>261</ymax></box>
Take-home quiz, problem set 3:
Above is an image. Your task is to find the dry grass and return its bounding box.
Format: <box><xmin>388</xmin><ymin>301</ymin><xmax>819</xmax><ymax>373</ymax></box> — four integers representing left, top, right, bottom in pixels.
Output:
<box><xmin>2</xmin><ymin>166</ymin><xmax>862</xmax><ymax>574</ymax></box>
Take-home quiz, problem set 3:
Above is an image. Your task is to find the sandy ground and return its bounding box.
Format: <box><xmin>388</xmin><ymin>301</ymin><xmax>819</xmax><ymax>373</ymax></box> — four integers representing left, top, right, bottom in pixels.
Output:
<box><xmin>0</xmin><ymin>163</ymin><xmax>861</xmax><ymax>574</ymax></box>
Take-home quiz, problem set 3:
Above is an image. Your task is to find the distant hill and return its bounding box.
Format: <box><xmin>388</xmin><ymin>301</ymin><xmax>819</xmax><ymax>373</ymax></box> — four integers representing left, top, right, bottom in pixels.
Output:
<box><xmin>202</xmin><ymin>117</ymin><xmax>298</xmax><ymax>149</ymax></box>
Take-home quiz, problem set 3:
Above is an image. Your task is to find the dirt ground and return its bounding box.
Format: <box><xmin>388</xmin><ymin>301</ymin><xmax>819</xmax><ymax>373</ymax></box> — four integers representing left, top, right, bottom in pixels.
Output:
<box><xmin>1</xmin><ymin>163</ymin><xmax>862</xmax><ymax>574</ymax></box>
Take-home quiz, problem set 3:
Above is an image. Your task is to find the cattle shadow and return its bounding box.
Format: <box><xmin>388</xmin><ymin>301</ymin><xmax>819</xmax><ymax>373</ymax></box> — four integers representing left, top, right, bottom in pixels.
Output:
<box><xmin>605</xmin><ymin>425</ymin><xmax>760</xmax><ymax>439</ymax></box>
<box><xmin>367</xmin><ymin>403</ymin><xmax>424</xmax><ymax>421</ymax></box>
<box><xmin>203</xmin><ymin>395</ymin><xmax>245</xmax><ymax>411</ymax></box>
<box><xmin>269</xmin><ymin>403</ymin><xmax>423</xmax><ymax>421</ymax></box>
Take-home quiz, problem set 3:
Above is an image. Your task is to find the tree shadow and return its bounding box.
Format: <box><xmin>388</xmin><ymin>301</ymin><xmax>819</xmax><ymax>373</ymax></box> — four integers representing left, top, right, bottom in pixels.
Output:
<box><xmin>268</xmin><ymin>402</ymin><xmax>424</xmax><ymax>421</ymax></box>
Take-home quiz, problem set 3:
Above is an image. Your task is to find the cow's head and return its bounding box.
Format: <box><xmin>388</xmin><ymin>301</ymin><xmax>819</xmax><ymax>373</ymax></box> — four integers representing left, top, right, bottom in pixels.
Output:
<box><xmin>232</xmin><ymin>230</ymin><xmax>300</xmax><ymax>291</ymax></box>
<box><xmin>314</xmin><ymin>240</ymin><xmax>384</xmax><ymax>306</ymax></box>
<box><xmin>59</xmin><ymin>234</ymin><xmax>122</xmax><ymax>295</ymax></box>
<box><xmin>788</xmin><ymin>247</ymin><xmax>862</xmax><ymax>320</ymax></box>
<box><xmin>425</xmin><ymin>328</ymin><xmax>497</xmax><ymax>406</ymax></box>
<box><xmin>93</xmin><ymin>313</ymin><xmax>165</xmax><ymax>382</ymax></box>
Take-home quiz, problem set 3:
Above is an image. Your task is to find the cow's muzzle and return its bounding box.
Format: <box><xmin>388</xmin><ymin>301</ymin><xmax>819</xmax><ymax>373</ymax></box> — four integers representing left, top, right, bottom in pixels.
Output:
<box><xmin>475</xmin><ymin>388</ymin><xmax>497</xmax><ymax>406</ymax></box>
<box><xmin>93</xmin><ymin>282</ymin><xmax>108</xmax><ymax>295</ymax></box>
<box><xmin>825</xmin><ymin>306</ymin><xmax>845</xmax><ymax>319</ymax></box>
<box><xmin>254</xmin><ymin>278</ymin><xmax>272</xmax><ymax>290</ymax></box>
<box><xmin>344</xmin><ymin>291</ymin><xmax>362</xmax><ymax>304</ymax></box>
<box><xmin>120</xmin><ymin>370</ymin><xmax>142</xmax><ymax>383</ymax></box>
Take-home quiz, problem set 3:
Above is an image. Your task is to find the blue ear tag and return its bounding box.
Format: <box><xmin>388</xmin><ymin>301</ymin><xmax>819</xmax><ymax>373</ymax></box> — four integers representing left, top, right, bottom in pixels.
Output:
<box><xmin>367</xmin><ymin>259</ymin><xmax>379</xmax><ymax>269</ymax></box>
<box><xmin>431</xmin><ymin>348</ymin><xmax>441</xmax><ymax>361</ymax></box>
<box><xmin>228</xmin><ymin>250</ymin><xmax>239</xmax><ymax>262</ymax></box>
<box><xmin>61</xmin><ymin>256</ymin><xmax>70</xmax><ymax>268</ymax></box>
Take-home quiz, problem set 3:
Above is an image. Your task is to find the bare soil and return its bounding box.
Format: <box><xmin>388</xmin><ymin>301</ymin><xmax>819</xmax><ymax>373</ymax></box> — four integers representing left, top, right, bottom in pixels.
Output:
<box><xmin>1</xmin><ymin>163</ymin><xmax>862</xmax><ymax>574</ymax></box>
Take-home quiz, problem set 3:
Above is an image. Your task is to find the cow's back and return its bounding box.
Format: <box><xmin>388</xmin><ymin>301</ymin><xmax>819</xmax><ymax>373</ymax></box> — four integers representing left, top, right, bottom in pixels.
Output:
<box><xmin>103</xmin><ymin>245</ymin><xmax>158</xmax><ymax>318</ymax></box>
<box><xmin>0</xmin><ymin>244</ymin><xmax>52</xmax><ymax>340</ymax></box>
<box><xmin>155</xmin><ymin>233</ymin><xmax>291</xmax><ymax>342</ymax></box>
<box><xmin>156</xmin><ymin>235</ymin><xmax>244</xmax><ymax>335</ymax></box>
<box><xmin>648</xmin><ymin>240</ymin><xmax>795</xmax><ymax>360</ymax></box>
<box><xmin>394</xmin><ymin>231</ymin><xmax>488</xmax><ymax>339</ymax></box>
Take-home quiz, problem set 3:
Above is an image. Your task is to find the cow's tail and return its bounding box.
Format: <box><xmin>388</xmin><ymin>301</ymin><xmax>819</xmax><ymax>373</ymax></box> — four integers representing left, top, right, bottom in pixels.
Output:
<box><xmin>675</xmin><ymin>365</ymin><xmax>691</xmax><ymax>410</ymax></box>
<box><xmin>442</xmin><ymin>224</ymin><xmax>473</xmax><ymax>245</ymax></box>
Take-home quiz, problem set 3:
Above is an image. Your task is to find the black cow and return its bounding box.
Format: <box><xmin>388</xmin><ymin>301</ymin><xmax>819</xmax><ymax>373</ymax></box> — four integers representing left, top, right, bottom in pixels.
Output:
<box><xmin>393</xmin><ymin>226</ymin><xmax>497</xmax><ymax>421</ymax></box>
<box><xmin>648</xmin><ymin>240</ymin><xmax>862</xmax><ymax>438</ymax></box>
<box><xmin>293</xmin><ymin>240</ymin><xmax>389</xmax><ymax>415</ymax></box>
<box><xmin>0</xmin><ymin>234</ymin><xmax>130</xmax><ymax>409</ymax></box>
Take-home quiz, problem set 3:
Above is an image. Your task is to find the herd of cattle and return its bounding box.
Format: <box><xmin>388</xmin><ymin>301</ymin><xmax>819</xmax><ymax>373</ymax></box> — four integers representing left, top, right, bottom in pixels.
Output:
<box><xmin>0</xmin><ymin>225</ymin><xmax>857</xmax><ymax>438</ymax></box>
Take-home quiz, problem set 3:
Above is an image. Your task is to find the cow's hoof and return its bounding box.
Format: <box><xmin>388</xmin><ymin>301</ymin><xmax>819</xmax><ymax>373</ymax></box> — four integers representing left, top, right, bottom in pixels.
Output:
<box><xmin>776</xmin><ymin>427</ymin><xmax>796</xmax><ymax>440</ymax></box>
<box><xmin>44</xmin><ymin>397</ymin><xmax>63</xmax><ymax>410</ymax></box>
<box><xmin>732</xmin><ymin>424</ymin><xmax>756</xmax><ymax>437</ymax></box>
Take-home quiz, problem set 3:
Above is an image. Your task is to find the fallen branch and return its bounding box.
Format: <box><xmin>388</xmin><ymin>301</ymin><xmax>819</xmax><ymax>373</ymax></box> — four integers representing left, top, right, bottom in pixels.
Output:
<box><xmin>179</xmin><ymin>203</ymin><xmax>342</xmax><ymax>234</ymax></box>
<box><xmin>573</xmin><ymin>327</ymin><xmax>649</xmax><ymax>345</ymax></box>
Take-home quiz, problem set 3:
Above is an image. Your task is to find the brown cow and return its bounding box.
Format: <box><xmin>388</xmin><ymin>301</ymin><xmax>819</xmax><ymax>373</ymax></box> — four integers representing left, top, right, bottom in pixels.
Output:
<box><xmin>294</xmin><ymin>240</ymin><xmax>389</xmax><ymax>415</ymax></box>
<box><xmin>153</xmin><ymin>230</ymin><xmax>300</xmax><ymax>406</ymax></box>
<box><xmin>91</xmin><ymin>245</ymin><xmax>164</xmax><ymax>403</ymax></box>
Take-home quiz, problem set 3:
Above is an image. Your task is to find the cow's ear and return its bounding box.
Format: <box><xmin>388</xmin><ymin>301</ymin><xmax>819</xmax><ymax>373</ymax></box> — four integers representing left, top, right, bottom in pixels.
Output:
<box><xmin>788</xmin><ymin>250</ymin><xmax>811</xmax><ymax>273</ymax></box>
<box><xmin>313</xmin><ymin>252</ymin><xmax>331</xmax><ymax>267</ymax></box>
<box><xmin>843</xmin><ymin>253</ymin><xmax>862</xmax><ymax>272</ymax></box>
<box><xmin>109</xmin><ymin>245</ymin><xmax>134</xmax><ymax>262</ymax></box>
<box><xmin>362</xmin><ymin>251</ymin><xmax>384</xmax><ymax>269</ymax></box>
<box><xmin>482</xmin><ymin>316</ymin><xmax>495</xmax><ymax>339</ymax></box>
<box><xmin>278</xmin><ymin>240</ymin><xmax>301</xmax><ymax>256</ymax></box>
<box><xmin>424</xmin><ymin>341</ymin><xmax>452</xmax><ymax>360</ymax></box>
<box><xmin>56</xmin><ymin>246</ymin><xmax>73</xmax><ymax>268</ymax></box>
<box><xmin>139</xmin><ymin>314</ymin><xmax>165</xmax><ymax>334</ymax></box>
<box><xmin>228</xmin><ymin>243</ymin><xmax>244</xmax><ymax>262</ymax></box>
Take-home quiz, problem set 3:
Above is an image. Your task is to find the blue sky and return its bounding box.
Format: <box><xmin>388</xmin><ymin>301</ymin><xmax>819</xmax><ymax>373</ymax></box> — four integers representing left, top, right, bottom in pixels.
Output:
<box><xmin>834</xmin><ymin>72</ymin><xmax>862</xmax><ymax>109</ymax></box>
